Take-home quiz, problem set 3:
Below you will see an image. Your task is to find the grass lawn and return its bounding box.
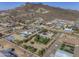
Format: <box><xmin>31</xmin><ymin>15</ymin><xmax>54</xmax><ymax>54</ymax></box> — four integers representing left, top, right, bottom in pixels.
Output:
<box><xmin>23</xmin><ymin>45</ymin><xmax>37</xmax><ymax>53</ymax></box>
<box><xmin>60</xmin><ymin>44</ymin><xmax>75</xmax><ymax>54</ymax></box>
<box><xmin>34</xmin><ymin>34</ymin><xmax>50</xmax><ymax>44</ymax></box>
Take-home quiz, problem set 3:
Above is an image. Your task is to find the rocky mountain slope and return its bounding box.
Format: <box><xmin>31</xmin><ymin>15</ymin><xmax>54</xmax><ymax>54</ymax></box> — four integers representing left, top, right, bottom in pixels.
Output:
<box><xmin>0</xmin><ymin>3</ymin><xmax>79</xmax><ymax>24</ymax></box>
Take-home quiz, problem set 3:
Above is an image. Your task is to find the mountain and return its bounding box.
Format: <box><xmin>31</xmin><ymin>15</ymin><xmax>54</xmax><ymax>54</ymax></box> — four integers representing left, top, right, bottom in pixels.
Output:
<box><xmin>0</xmin><ymin>3</ymin><xmax>79</xmax><ymax>23</ymax></box>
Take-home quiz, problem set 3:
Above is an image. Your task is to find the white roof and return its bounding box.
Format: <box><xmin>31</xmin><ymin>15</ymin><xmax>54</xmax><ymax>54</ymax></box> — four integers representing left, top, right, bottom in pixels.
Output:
<box><xmin>21</xmin><ymin>31</ymin><xmax>28</xmax><ymax>34</ymax></box>
<box><xmin>0</xmin><ymin>52</ymin><xmax>6</xmax><ymax>57</ymax></box>
<box><xmin>64</xmin><ymin>28</ymin><xmax>73</xmax><ymax>32</ymax></box>
<box><xmin>54</xmin><ymin>50</ymin><xmax>73</xmax><ymax>57</ymax></box>
<box><xmin>21</xmin><ymin>31</ymin><xmax>32</xmax><ymax>34</ymax></box>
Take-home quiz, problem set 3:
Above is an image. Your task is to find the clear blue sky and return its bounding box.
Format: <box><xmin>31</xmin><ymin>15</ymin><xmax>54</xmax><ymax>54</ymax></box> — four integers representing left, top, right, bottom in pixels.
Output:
<box><xmin>0</xmin><ymin>2</ymin><xmax>79</xmax><ymax>11</ymax></box>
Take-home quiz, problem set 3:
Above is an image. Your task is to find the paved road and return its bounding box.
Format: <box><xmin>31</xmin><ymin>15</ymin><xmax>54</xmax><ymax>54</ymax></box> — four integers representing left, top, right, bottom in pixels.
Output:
<box><xmin>43</xmin><ymin>33</ymin><xmax>62</xmax><ymax>57</ymax></box>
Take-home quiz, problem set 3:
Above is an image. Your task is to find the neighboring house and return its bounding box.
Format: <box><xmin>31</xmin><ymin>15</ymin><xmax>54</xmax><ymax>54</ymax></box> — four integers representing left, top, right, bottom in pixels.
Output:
<box><xmin>0</xmin><ymin>52</ymin><xmax>6</xmax><ymax>57</ymax></box>
<box><xmin>56</xmin><ymin>21</ymin><xmax>65</xmax><ymax>29</ymax></box>
<box><xmin>75</xmin><ymin>23</ymin><xmax>79</xmax><ymax>29</ymax></box>
<box><xmin>64</xmin><ymin>28</ymin><xmax>73</xmax><ymax>33</ymax></box>
<box><xmin>5</xmin><ymin>33</ymin><xmax>27</xmax><ymax>41</ymax></box>
<box><xmin>75</xmin><ymin>19</ymin><xmax>79</xmax><ymax>29</ymax></box>
<box><xmin>39</xmin><ymin>31</ymin><xmax>53</xmax><ymax>39</ymax></box>
<box><xmin>1</xmin><ymin>48</ymin><xmax>17</xmax><ymax>57</ymax></box>
<box><xmin>5</xmin><ymin>35</ymin><xmax>15</xmax><ymax>41</ymax></box>
<box><xmin>20</xmin><ymin>31</ymin><xmax>32</xmax><ymax>37</ymax></box>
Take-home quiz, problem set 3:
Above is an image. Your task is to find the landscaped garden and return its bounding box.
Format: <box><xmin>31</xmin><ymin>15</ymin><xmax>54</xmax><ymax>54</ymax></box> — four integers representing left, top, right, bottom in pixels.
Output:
<box><xmin>34</xmin><ymin>34</ymin><xmax>50</xmax><ymax>44</ymax></box>
<box><xmin>38</xmin><ymin>49</ymin><xmax>45</xmax><ymax>56</ymax></box>
<box><xmin>21</xmin><ymin>31</ymin><xmax>57</xmax><ymax>56</ymax></box>
<box><xmin>23</xmin><ymin>45</ymin><xmax>37</xmax><ymax>53</ymax></box>
<box><xmin>60</xmin><ymin>43</ymin><xmax>75</xmax><ymax>54</ymax></box>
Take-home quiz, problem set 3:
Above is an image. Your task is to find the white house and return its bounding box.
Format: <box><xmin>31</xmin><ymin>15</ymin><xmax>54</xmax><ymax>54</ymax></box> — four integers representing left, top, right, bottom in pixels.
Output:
<box><xmin>20</xmin><ymin>31</ymin><xmax>32</xmax><ymax>37</ymax></box>
<box><xmin>64</xmin><ymin>28</ymin><xmax>73</xmax><ymax>33</ymax></box>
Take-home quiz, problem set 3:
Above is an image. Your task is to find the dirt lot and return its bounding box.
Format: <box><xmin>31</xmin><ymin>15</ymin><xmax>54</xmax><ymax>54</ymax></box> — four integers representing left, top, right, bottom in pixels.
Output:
<box><xmin>0</xmin><ymin>39</ymin><xmax>38</xmax><ymax>57</ymax></box>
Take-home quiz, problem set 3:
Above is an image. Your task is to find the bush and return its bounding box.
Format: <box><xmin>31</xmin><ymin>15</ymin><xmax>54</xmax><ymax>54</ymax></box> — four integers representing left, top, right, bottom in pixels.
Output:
<box><xmin>30</xmin><ymin>41</ymin><xmax>34</xmax><ymax>44</ymax></box>
<box><xmin>23</xmin><ymin>39</ymin><xmax>29</xmax><ymax>43</ymax></box>
<box><xmin>13</xmin><ymin>40</ymin><xmax>23</xmax><ymax>45</ymax></box>
<box><xmin>38</xmin><ymin>49</ymin><xmax>45</xmax><ymax>56</ymax></box>
<box><xmin>27</xmin><ymin>46</ymin><xmax>37</xmax><ymax>53</ymax></box>
<box><xmin>23</xmin><ymin>45</ymin><xmax>37</xmax><ymax>53</ymax></box>
<box><xmin>23</xmin><ymin>45</ymin><xmax>28</xmax><ymax>49</ymax></box>
<box><xmin>60</xmin><ymin>44</ymin><xmax>65</xmax><ymax>50</ymax></box>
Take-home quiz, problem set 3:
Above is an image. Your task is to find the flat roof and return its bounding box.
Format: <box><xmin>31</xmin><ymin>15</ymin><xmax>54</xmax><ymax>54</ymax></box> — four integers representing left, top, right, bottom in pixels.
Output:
<box><xmin>0</xmin><ymin>52</ymin><xmax>6</xmax><ymax>57</ymax></box>
<box><xmin>54</xmin><ymin>50</ymin><xmax>73</xmax><ymax>57</ymax></box>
